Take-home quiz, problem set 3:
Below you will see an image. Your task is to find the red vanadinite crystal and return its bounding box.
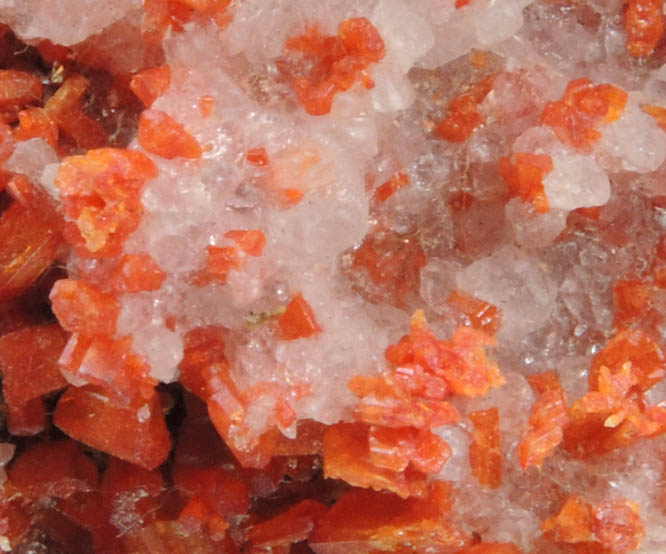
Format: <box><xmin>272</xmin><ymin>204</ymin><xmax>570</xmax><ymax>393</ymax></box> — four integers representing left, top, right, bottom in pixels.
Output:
<box><xmin>281</xmin><ymin>18</ymin><xmax>385</xmax><ymax>115</ymax></box>
<box><xmin>142</xmin><ymin>0</ymin><xmax>232</xmax><ymax>43</ymax></box>
<box><xmin>0</xmin><ymin>69</ymin><xmax>43</xmax><ymax>121</ymax></box>
<box><xmin>542</xmin><ymin>495</ymin><xmax>645</xmax><ymax>553</ymax></box>
<box><xmin>248</xmin><ymin>499</ymin><xmax>328</xmax><ymax>549</ymax></box>
<box><xmin>138</xmin><ymin>109</ymin><xmax>203</xmax><ymax>159</ymax></box>
<box><xmin>0</xmin><ymin>201</ymin><xmax>63</xmax><ymax>302</ymax></box>
<box><xmin>199</xmin><ymin>94</ymin><xmax>215</xmax><ymax>118</ymax></box>
<box><xmin>436</xmin><ymin>75</ymin><xmax>495</xmax><ymax>143</ymax></box>
<box><xmin>541</xmin><ymin>78</ymin><xmax>628</xmax><ymax>151</ymax></box>
<box><xmin>642</xmin><ymin>103</ymin><xmax>666</xmax><ymax>132</ymax></box>
<box><xmin>50</xmin><ymin>279</ymin><xmax>120</xmax><ymax>335</ymax></box>
<box><xmin>447</xmin><ymin>290</ymin><xmax>502</xmax><ymax>336</ymax></box>
<box><xmin>368</xmin><ymin>425</ymin><xmax>452</xmax><ymax>474</ymax></box>
<box><xmin>54</xmin><ymin>385</ymin><xmax>172</xmax><ymax>470</ymax></box>
<box><xmin>178</xmin><ymin>325</ymin><xmax>228</xmax><ymax>399</ymax></box>
<box><xmin>45</xmin><ymin>74</ymin><xmax>108</xmax><ymax>149</ymax></box>
<box><xmin>517</xmin><ymin>371</ymin><xmax>568</xmax><ymax>470</ymax></box>
<box><xmin>173</xmin><ymin>465</ymin><xmax>250</xmax><ymax>519</ymax></box>
<box><xmin>7</xmin><ymin>440</ymin><xmax>98</xmax><ymax>502</ymax></box>
<box><xmin>111</xmin><ymin>253</ymin><xmax>167</xmax><ymax>293</ymax></box>
<box><xmin>351</xmin><ymin>228</ymin><xmax>427</xmax><ymax>307</ymax></box>
<box><xmin>196</xmin><ymin>245</ymin><xmax>241</xmax><ymax>285</ymax></box>
<box><xmin>278</xmin><ymin>293</ymin><xmax>322</xmax><ymax>340</ymax></box>
<box><xmin>323</xmin><ymin>422</ymin><xmax>428</xmax><ymax>498</ymax></box>
<box><xmin>469</xmin><ymin>407</ymin><xmax>502</xmax><ymax>489</ymax></box>
<box><xmin>562</xmin><ymin>330</ymin><xmax>666</xmax><ymax>459</ymax></box>
<box><xmin>613</xmin><ymin>279</ymin><xmax>652</xmax><ymax>329</ymax></box>
<box><xmin>589</xmin><ymin>328</ymin><xmax>665</xmax><ymax>393</ymax></box>
<box><xmin>457</xmin><ymin>544</ymin><xmax>522</xmax><ymax>554</ymax></box>
<box><xmin>310</xmin><ymin>482</ymin><xmax>468</xmax><ymax>551</ymax></box>
<box><xmin>247</xmin><ymin>147</ymin><xmax>270</xmax><ymax>166</ymax></box>
<box><xmin>499</xmin><ymin>152</ymin><xmax>553</xmax><ymax>213</ymax></box>
<box><xmin>55</xmin><ymin>148</ymin><xmax>158</xmax><ymax>258</ymax></box>
<box><xmin>625</xmin><ymin>0</ymin><xmax>664</xmax><ymax>57</ymax></box>
<box><xmin>7</xmin><ymin>397</ymin><xmax>47</xmax><ymax>436</ymax></box>
<box><xmin>0</xmin><ymin>324</ymin><xmax>68</xmax><ymax>408</ymax></box>
<box><xmin>225</xmin><ymin>229</ymin><xmax>266</xmax><ymax>256</ymax></box>
<box><xmin>130</xmin><ymin>65</ymin><xmax>172</xmax><ymax>107</ymax></box>
<box><xmin>59</xmin><ymin>333</ymin><xmax>155</xmax><ymax>403</ymax></box>
<box><xmin>375</xmin><ymin>171</ymin><xmax>409</xmax><ymax>202</ymax></box>
<box><xmin>14</xmin><ymin>106</ymin><xmax>59</xmax><ymax>148</ymax></box>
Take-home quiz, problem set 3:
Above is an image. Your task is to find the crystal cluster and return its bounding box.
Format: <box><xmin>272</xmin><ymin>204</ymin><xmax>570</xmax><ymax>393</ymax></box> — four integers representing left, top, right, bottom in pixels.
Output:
<box><xmin>0</xmin><ymin>0</ymin><xmax>666</xmax><ymax>552</ymax></box>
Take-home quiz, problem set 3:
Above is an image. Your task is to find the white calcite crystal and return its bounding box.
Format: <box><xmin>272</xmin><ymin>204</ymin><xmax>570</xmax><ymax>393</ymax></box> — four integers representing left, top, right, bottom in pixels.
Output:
<box><xmin>544</xmin><ymin>154</ymin><xmax>611</xmax><ymax>211</ymax></box>
<box><xmin>456</xmin><ymin>245</ymin><xmax>557</xmax><ymax>341</ymax></box>
<box><xmin>0</xmin><ymin>0</ymin><xmax>141</xmax><ymax>45</ymax></box>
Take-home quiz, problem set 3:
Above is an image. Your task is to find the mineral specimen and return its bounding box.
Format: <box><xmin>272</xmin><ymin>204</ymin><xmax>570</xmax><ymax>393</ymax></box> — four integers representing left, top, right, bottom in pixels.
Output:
<box><xmin>1</xmin><ymin>0</ymin><xmax>666</xmax><ymax>553</ymax></box>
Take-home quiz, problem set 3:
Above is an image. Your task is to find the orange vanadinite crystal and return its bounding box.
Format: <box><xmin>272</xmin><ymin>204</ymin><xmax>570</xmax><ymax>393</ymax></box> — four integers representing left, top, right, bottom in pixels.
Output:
<box><xmin>310</xmin><ymin>482</ymin><xmax>467</xmax><ymax>551</ymax></box>
<box><xmin>541</xmin><ymin>78</ymin><xmax>628</xmax><ymax>151</ymax></box>
<box><xmin>340</xmin><ymin>311</ymin><xmax>504</xmax><ymax>498</ymax></box>
<box><xmin>543</xmin><ymin>495</ymin><xmax>644</xmax><ymax>553</ymax></box>
<box><xmin>438</xmin><ymin>327</ymin><xmax>505</xmax><ymax>397</ymax></box>
<box><xmin>563</xmin><ymin>336</ymin><xmax>666</xmax><ymax>459</ymax></box>
<box><xmin>50</xmin><ymin>279</ymin><xmax>120</xmax><ymax>335</ymax></box>
<box><xmin>323</xmin><ymin>422</ymin><xmax>428</xmax><ymax>498</ymax></box>
<box><xmin>111</xmin><ymin>253</ymin><xmax>167</xmax><ymax>293</ymax></box>
<box><xmin>625</xmin><ymin>0</ymin><xmax>664</xmax><ymax>57</ymax></box>
<box><xmin>469</xmin><ymin>408</ymin><xmax>502</xmax><ymax>489</ymax></box>
<box><xmin>281</xmin><ymin>18</ymin><xmax>385</xmax><ymax>115</ymax></box>
<box><xmin>55</xmin><ymin>148</ymin><xmax>158</xmax><ymax>258</ymax></box>
<box><xmin>54</xmin><ymin>385</ymin><xmax>172</xmax><ymax>470</ymax></box>
<box><xmin>225</xmin><ymin>229</ymin><xmax>266</xmax><ymax>256</ymax></box>
<box><xmin>247</xmin><ymin>147</ymin><xmax>269</xmax><ymax>166</ymax></box>
<box><xmin>499</xmin><ymin>152</ymin><xmax>553</xmax><ymax>213</ymax></box>
<box><xmin>447</xmin><ymin>290</ymin><xmax>501</xmax><ymax>336</ymax></box>
<box><xmin>589</xmin><ymin>328</ymin><xmax>665</xmax><ymax>393</ymax></box>
<box><xmin>375</xmin><ymin>171</ymin><xmax>409</xmax><ymax>202</ymax></box>
<box><xmin>613</xmin><ymin>279</ymin><xmax>651</xmax><ymax>329</ymax></box>
<box><xmin>13</xmin><ymin>107</ymin><xmax>59</xmax><ymax>148</ymax></box>
<box><xmin>142</xmin><ymin>0</ymin><xmax>232</xmax><ymax>43</ymax></box>
<box><xmin>457</xmin><ymin>544</ymin><xmax>522</xmax><ymax>553</ymax></box>
<box><xmin>278</xmin><ymin>293</ymin><xmax>322</xmax><ymax>340</ymax></box>
<box><xmin>196</xmin><ymin>245</ymin><xmax>241</xmax><ymax>285</ymax></box>
<box><xmin>130</xmin><ymin>65</ymin><xmax>172</xmax><ymax>107</ymax></box>
<box><xmin>138</xmin><ymin>109</ymin><xmax>203</xmax><ymax>159</ymax></box>
<box><xmin>368</xmin><ymin>425</ymin><xmax>452</xmax><ymax>474</ymax></box>
<box><xmin>44</xmin><ymin>74</ymin><xmax>107</xmax><ymax>149</ymax></box>
<box><xmin>641</xmin><ymin>104</ymin><xmax>666</xmax><ymax>132</ymax></box>
<box><xmin>517</xmin><ymin>371</ymin><xmax>568</xmax><ymax>470</ymax></box>
<box><xmin>350</xmin><ymin>373</ymin><xmax>460</xmax><ymax>428</ymax></box>
<box><xmin>436</xmin><ymin>75</ymin><xmax>495</xmax><ymax>143</ymax></box>
<box><xmin>455</xmin><ymin>0</ymin><xmax>473</xmax><ymax>7</ymax></box>
<box><xmin>384</xmin><ymin>310</ymin><xmax>503</xmax><ymax>398</ymax></box>
<box><xmin>0</xmin><ymin>324</ymin><xmax>68</xmax><ymax>409</ymax></box>
<box><xmin>199</xmin><ymin>94</ymin><xmax>215</xmax><ymax>118</ymax></box>
<box><xmin>0</xmin><ymin>201</ymin><xmax>63</xmax><ymax>302</ymax></box>
<box><xmin>178</xmin><ymin>326</ymin><xmax>228</xmax><ymax>399</ymax></box>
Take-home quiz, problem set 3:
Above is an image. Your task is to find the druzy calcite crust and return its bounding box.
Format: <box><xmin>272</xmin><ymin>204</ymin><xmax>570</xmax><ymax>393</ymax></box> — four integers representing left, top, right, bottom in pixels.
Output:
<box><xmin>1</xmin><ymin>0</ymin><xmax>666</xmax><ymax>553</ymax></box>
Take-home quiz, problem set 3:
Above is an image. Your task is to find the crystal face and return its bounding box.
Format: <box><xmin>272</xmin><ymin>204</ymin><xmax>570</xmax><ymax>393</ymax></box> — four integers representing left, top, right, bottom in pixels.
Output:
<box><xmin>1</xmin><ymin>1</ymin><xmax>666</xmax><ymax>553</ymax></box>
